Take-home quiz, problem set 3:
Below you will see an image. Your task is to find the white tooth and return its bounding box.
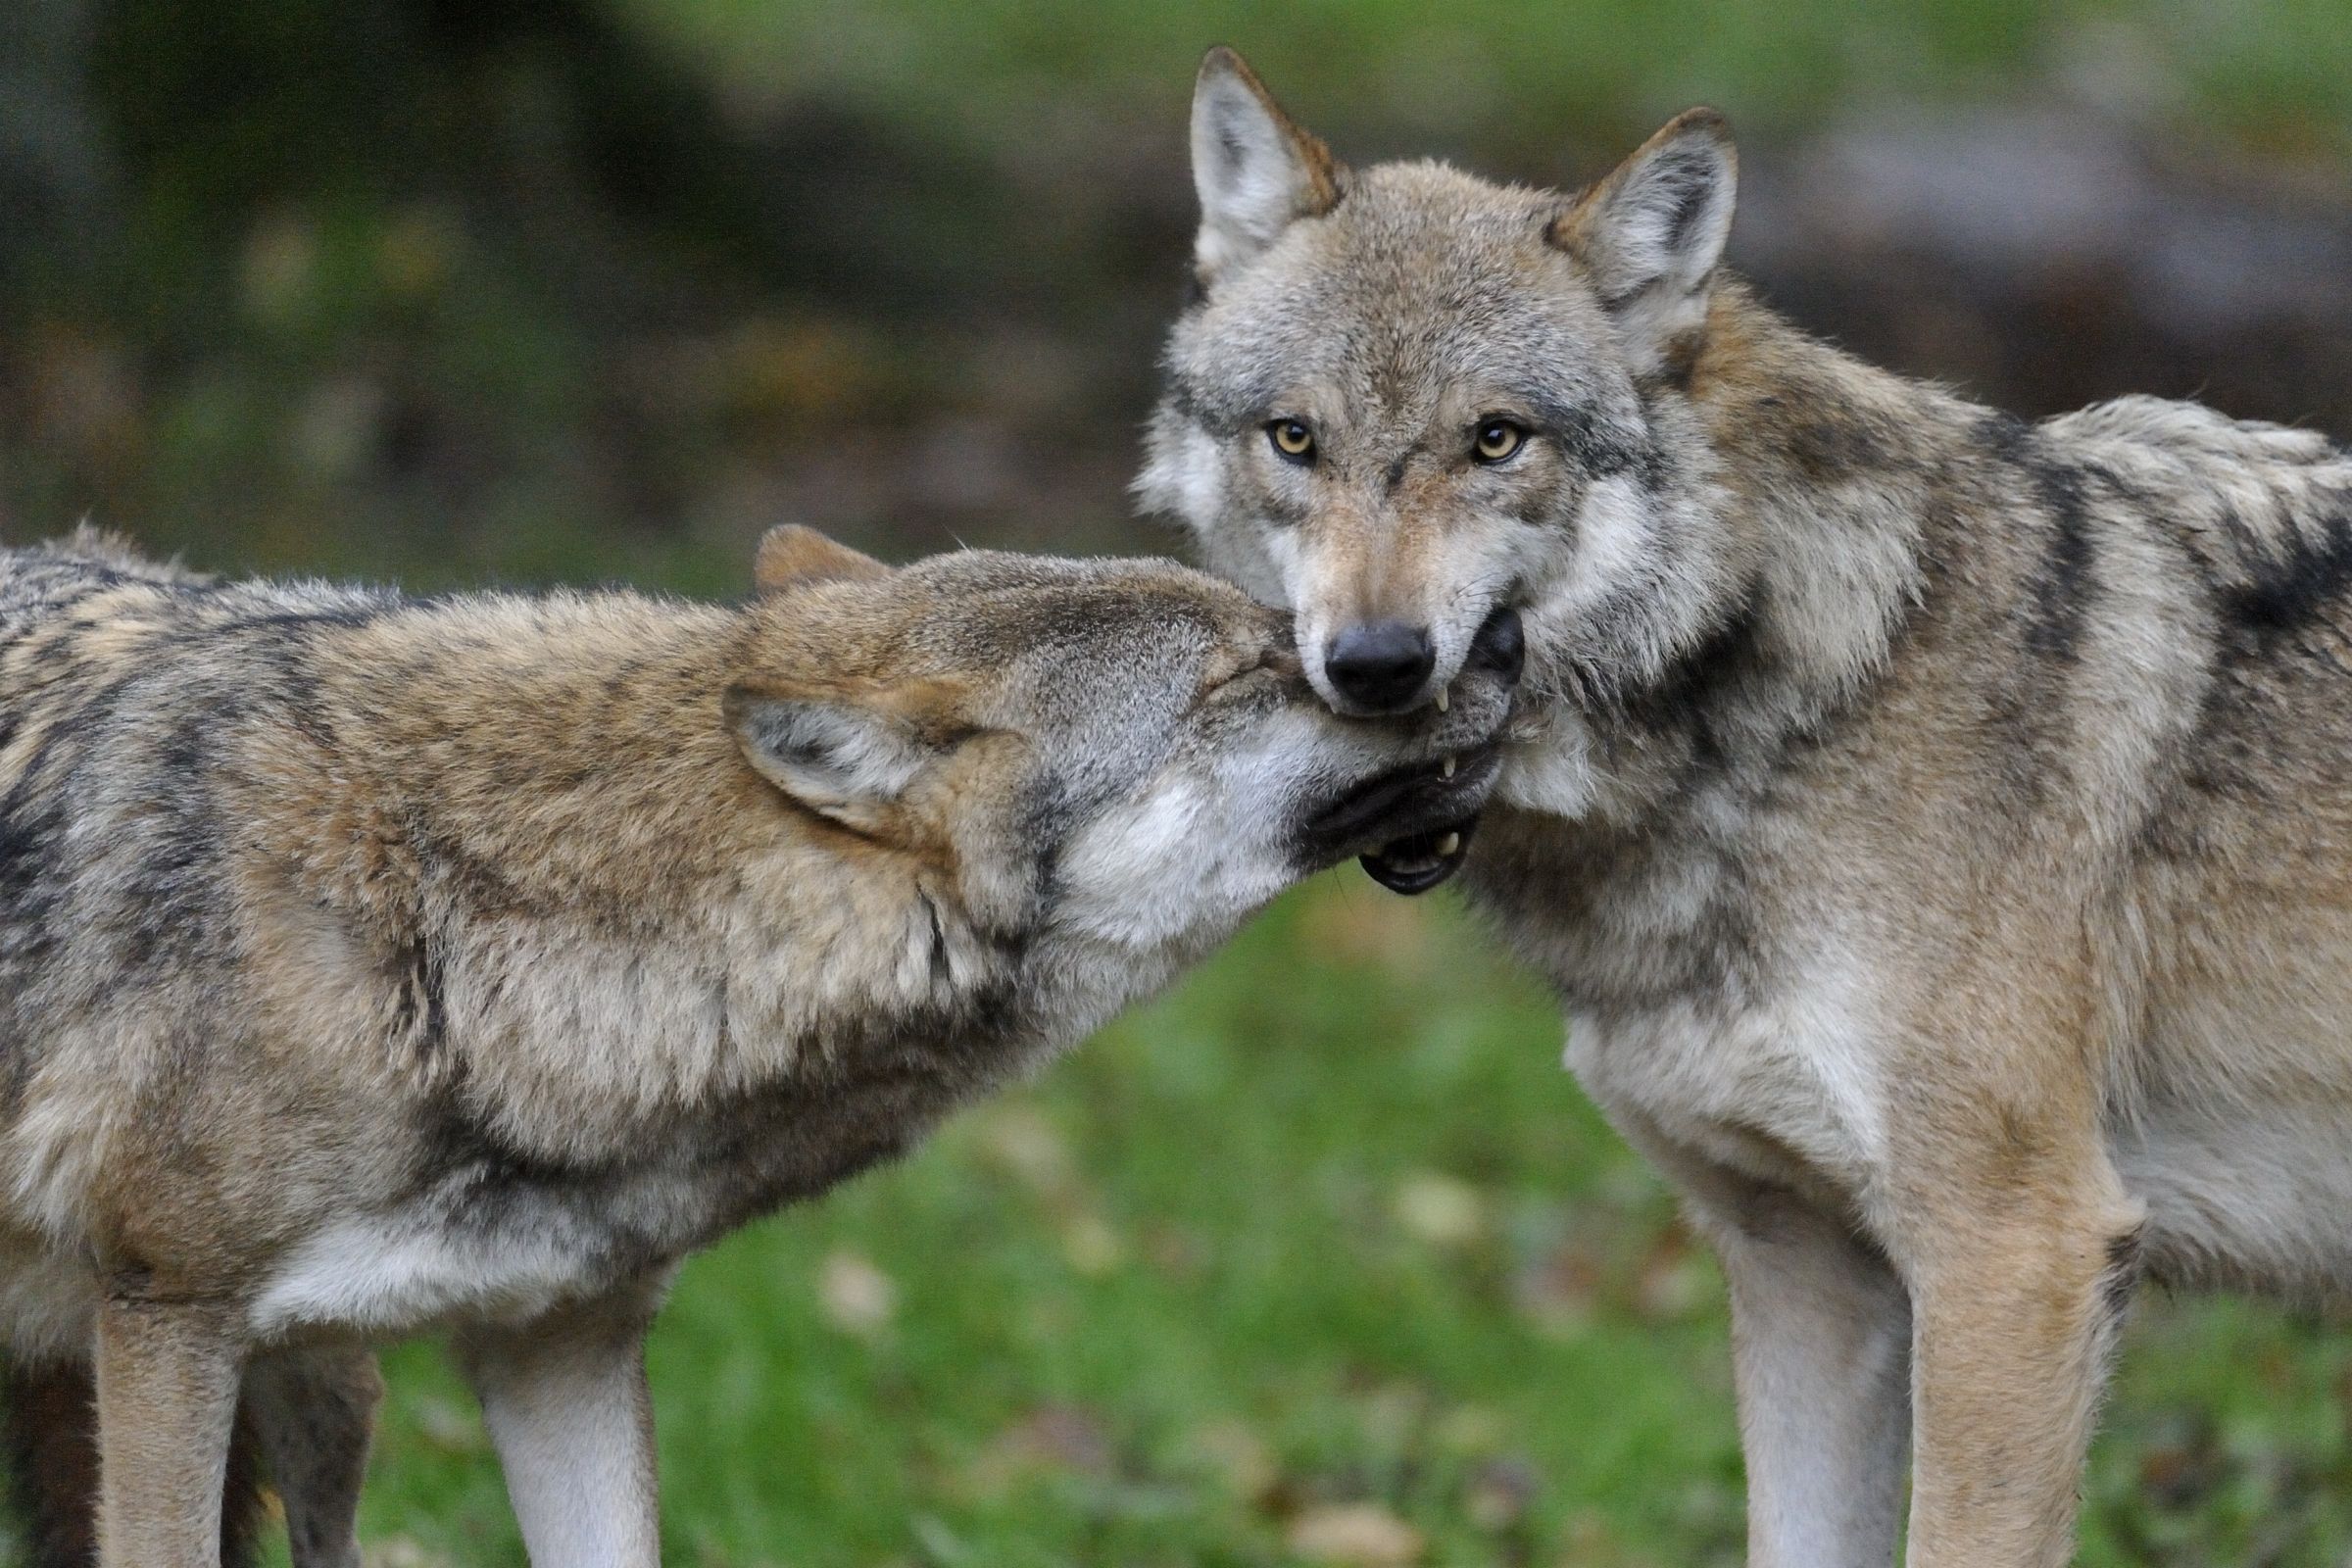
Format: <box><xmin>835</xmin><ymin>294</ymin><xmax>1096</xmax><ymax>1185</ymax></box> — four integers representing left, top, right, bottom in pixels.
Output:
<box><xmin>1441</xmin><ymin>755</ymin><xmax>1457</xmax><ymax>779</ymax></box>
<box><xmin>1435</xmin><ymin>831</ymin><xmax>1462</xmax><ymax>858</ymax></box>
<box><xmin>1435</xmin><ymin>687</ymin><xmax>1449</xmax><ymax>713</ymax></box>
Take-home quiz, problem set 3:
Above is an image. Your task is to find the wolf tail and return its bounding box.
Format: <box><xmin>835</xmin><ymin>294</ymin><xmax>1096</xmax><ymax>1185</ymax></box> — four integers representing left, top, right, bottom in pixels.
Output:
<box><xmin>2</xmin><ymin>1357</ymin><xmax>268</xmax><ymax>1567</ymax></box>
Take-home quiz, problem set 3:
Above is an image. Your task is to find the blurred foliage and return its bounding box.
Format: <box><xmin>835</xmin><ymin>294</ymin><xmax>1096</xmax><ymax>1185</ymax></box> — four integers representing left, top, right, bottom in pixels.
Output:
<box><xmin>8</xmin><ymin>0</ymin><xmax>2352</xmax><ymax>589</ymax></box>
<box><xmin>4</xmin><ymin>2</ymin><xmax>2352</xmax><ymax>1563</ymax></box>
<box><xmin>626</xmin><ymin>0</ymin><xmax>2352</xmax><ymax>156</ymax></box>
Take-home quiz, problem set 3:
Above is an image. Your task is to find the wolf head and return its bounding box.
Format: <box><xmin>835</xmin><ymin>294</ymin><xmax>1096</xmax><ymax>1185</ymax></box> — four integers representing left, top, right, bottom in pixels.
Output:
<box><xmin>1140</xmin><ymin>48</ymin><xmax>1747</xmax><ymax>747</ymax></box>
<box><xmin>729</xmin><ymin>527</ymin><xmax>1516</xmax><ymax>979</ymax></box>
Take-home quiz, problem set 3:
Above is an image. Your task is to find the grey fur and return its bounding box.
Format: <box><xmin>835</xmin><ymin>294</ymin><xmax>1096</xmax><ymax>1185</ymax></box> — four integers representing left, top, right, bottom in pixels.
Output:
<box><xmin>1149</xmin><ymin>49</ymin><xmax>2352</xmax><ymax>1568</ymax></box>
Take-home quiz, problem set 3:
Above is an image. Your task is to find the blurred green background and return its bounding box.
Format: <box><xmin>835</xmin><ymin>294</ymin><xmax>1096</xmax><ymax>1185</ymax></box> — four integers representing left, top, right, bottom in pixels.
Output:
<box><xmin>6</xmin><ymin>2</ymin><xmax>2352</xmax><ymax>1564</ymax></box>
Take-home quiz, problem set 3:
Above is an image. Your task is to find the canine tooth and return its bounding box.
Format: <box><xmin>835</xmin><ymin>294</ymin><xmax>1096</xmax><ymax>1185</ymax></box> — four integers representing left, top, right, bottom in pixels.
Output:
<box><xmin>1436</xmin><ymin>831</ymin><xmax>1461</xmax><ymax>857</ymax></box>
<box><xmin>1434</xmin><ymin>687</ymin><xmax>1449</xmax><ymax>713</ymax></box>
<box><xmin>1441</xmin><ymin>755</ymin><xmax>1457</xmax><ymax>779</ymax></box>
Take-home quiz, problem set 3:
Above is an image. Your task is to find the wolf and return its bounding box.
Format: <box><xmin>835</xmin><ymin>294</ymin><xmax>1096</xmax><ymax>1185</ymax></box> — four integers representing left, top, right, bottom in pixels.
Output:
<box><xmin>0</xmin><ymin>521</ymin><xmax>1518</xmax><ymax>1567</ymax></box>
<box><xmin>1143</xmin><ymin>47</ymin><xmax>2352</xmax><ymax>1568</ymax></box>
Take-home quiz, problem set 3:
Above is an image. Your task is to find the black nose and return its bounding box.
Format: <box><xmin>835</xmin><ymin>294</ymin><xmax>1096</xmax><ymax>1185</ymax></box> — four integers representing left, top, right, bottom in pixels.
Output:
<box><xmin>1325</xmin><ymin>621</ymin><xmax>1436</xmax><ymax>711</ymax></box>
<box><xmin>1468</xmin><ymin>605</ymin><xmax>1525</xmax><ymax>685</ymax></box>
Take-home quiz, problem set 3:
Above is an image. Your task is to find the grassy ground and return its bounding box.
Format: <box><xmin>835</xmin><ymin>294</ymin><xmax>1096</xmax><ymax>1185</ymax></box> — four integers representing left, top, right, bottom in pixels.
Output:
<box><xmin>287</xmin><ymin>881</ymin><xmax>2352</xmax><ymax>1568</ymax></box>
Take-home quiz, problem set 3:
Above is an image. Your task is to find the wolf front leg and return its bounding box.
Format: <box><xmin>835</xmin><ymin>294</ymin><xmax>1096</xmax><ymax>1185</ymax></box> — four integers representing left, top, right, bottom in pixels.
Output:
<box><xmin>92</xmin><ymin>1295</ymin><xmax>246</xmax><ymax>1568</ymax></box>
<box><xmin>1900</xmin><ymin>1190</ymin><xmax>2139</xmax><ymax>1568</ymax></box>
<box><xmin>459</xmin><ymin>1280</ymin><xmax>668</xmax><ymax>1568</ymax></box>
<box><xmin>1617</xmin><ymin>1112</ymin><xmax>1912</xmax><ymax>1568</ymax></box>
<box><xmin>1882</xmin><ymin>967</ymin><xmax>2142</xmax><ymax>1568</ymax></box>
<box><xmin>1717</xmin><ymin>1199</ymin><xmax>1912</xmax><ymax>1567</ymax></box>
<box><xmin>245</xmin><ymin>1345</ymin><xmax>383</xmax><ymax>1568</ymax></box>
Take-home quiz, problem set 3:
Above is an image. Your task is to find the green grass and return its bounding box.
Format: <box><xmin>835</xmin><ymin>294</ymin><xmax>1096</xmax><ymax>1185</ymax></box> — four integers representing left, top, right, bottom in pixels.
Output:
<box><xmin>299</xmin><ymin>880</ymin><xmax>2352</xmax><ymax>1568</ymax></box>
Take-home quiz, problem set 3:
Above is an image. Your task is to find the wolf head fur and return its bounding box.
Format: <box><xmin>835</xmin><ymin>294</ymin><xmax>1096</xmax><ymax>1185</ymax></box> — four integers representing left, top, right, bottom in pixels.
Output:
<box><xmin>1142</xmin><ymin>51</ymin><xmax>1917</xmax><ymax>817</ymax></box>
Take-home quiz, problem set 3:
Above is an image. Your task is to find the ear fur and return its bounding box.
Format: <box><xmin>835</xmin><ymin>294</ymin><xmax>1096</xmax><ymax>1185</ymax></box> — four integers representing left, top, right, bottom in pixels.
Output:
<box><xmin>1189</xmin><ymin>46</ymin><xmax>1347</xmax><ymax>284</ymax></box>
<box><xmin>1549</xmin><ymin>109</ymin><xmax>1737</xmax><ymax>373</ymax></box>
<box><xmin>754</xmin><ymin>525</ymin><xmax>892</xmax><ymax>595</ymax></box>
<box><xmin>726</xmin><ymin>689</ymin><xmax>929</xmax><ymax>834</ymax></box>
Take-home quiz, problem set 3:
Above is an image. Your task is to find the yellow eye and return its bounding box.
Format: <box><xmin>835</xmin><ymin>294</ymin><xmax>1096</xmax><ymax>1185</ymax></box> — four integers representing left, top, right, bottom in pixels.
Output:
<box><xmin>1268</xmin><ymin>419</ymin><xmax>1315</xmax><ymax>462</ymax></box>
<box><xmin>1474</xmin><ymin>419</ymin><xmax>1526</xmax><ymax>463</ymax></box>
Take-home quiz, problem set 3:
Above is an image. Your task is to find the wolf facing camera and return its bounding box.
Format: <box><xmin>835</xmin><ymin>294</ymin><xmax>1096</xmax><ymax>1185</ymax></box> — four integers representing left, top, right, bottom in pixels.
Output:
<box><xmin>1147</xmin><ymin>47</ymin><xmax>2352</xmax><ymax>1568</ymax></box>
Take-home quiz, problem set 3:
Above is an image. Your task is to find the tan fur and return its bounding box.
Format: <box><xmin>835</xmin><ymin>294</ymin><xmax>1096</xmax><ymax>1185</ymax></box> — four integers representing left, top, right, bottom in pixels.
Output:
<box><xmin>0</xmin><ymin>525</ymin><xmax>1513</xmax><ymax>1565</ymax></box>
<box><xmin>1148</xmin><ymin>49</ymin><xmax>2352</xmax><ymax>1567</ymax></box>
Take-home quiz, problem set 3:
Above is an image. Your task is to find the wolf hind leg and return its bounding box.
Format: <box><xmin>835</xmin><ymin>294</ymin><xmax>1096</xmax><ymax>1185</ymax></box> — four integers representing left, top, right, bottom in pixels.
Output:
<box><xmin>4</xmin><ymin>1356</ymin><xmax>267</xmax><ymax>1568</ymax></box>
<box><xmin>2</xmin><ymin>1351</ymin><xmax>294</xmax><ymax>1568</ymax></box>
<box><xmin>4</xmin><ymin>1356</ymin><xmax>102</xmax><ymax>1567</ymax></box>
<box><xmin>243</xmin><ymin>1346</ymin><xmax>382</xmax><ymax>1568</ymax></box>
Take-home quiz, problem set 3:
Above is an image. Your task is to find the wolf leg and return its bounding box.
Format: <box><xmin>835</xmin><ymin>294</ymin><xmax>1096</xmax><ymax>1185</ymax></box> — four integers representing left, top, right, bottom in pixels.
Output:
<box><xmin>4</xmin><ymin>1357</ymin><xmax>101</xmax><ymax>1568</ymax></box>
<box><xmin>1617</xmin><ymin>1113</ymin><xmax>1912</xmax><ymax>1568</ymax></box>
<box><xmin>457</xmin><ymin>1280</ymin><xmax>665</xmax><ymax>1568</ymax></box>
<box><xmin>4</xmin><ymin>1353</ymin><xmax>270</xmax><ymax>1568</ymax></box>
<box><xmin>1901</xmin><ymin>1197</ymin><xmax>2137</xmax><ymax>1568</ymax></box>
<box><xmin>91</xmin><ymin>1297</ymin><xmax>244</xmax><ymax>1568</ymax></box>
<box><xmin>244</xmin><ymin>1346</ymin><xmax>382</xmax><ymax>1568</ymax></box>
<box><xmin>1711</xmin><ymin>1199</ymin><xmax>1911</xmax><ymax>1568</ymax></box>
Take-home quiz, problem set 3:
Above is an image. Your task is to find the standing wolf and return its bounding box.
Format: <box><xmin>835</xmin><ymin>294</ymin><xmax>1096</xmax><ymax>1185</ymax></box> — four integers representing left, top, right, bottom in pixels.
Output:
<box><xmin>0</xmin><ymin>522</ymin><xmax>1515</xmax><ymax>1567</ymax></box>
<box><xmin>1146</xmin><ymin>48</ymin><xmax>2352</xmax><ymax>1568</ymax></box>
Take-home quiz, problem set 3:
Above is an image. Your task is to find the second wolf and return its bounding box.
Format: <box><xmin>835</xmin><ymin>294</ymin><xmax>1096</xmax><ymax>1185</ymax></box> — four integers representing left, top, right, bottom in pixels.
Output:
<box><xmin>1147</xmin><ymin>48</ymin><xmax>2352</xmax><ymax>1568</ymax></box>
<box><xmin>0</xmin><ymin>523</ymin><xmax>1514</xmax><ymax>1566</ymax></box>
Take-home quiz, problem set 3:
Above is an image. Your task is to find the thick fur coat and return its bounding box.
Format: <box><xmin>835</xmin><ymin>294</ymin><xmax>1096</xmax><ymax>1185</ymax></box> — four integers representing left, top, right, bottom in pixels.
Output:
<box><xmin>0</xmin><ymin>523</ymin><xmax>1510</xmax><ymax>1566</ymax></box>
<box><xmin>1147</xmin><ymin>48</ymin><xmax>2352</xmax><ymax>1568</ymax></box>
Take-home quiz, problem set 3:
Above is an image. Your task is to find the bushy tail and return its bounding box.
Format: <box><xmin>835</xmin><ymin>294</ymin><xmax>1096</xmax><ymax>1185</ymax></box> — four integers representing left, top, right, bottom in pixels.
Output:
<box><xmin>2</xmin><ymin>1357</ymin><xmax>268</xmax><ymax>1568</ymax></box>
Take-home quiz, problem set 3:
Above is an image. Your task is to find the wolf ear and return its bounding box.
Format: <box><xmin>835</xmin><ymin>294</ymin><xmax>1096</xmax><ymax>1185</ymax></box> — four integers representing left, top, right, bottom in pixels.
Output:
<box><xmin>726</xmin><ymin>689</ymin><xmax>929</xmax><ymax>834</ymax></box>
<box><xmin>1190</xmin><ymin>46</ymin><xmax>1346</xmax><ymax>284</ymax></box>
<box><xmin>754</xmin><ymin>525</ymin><xmax>892</xmax><ymax>594</ymax></box>
<box><xmin>1550</xmin><ymin>109</ymin><xmax>1737</xmax><ymax>373</ymax></box>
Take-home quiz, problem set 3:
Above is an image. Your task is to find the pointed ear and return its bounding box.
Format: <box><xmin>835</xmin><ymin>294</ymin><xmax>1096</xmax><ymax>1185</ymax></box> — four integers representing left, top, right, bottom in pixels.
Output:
<box><xmin>725</xmin><ymin>688</ymin><xmax>929</xmax><ymax>834</ymax></box>
<box><xmin>754</xmin><ymin>525</ymin><xmax>891</xmax><ymax>595</ymax></box>
<box><xmin>1549</xmin><ymin>109</ymin><xmax>1737</xmax><ymax>372</ymax></box>
<box><xmin>1190</xmin><ymin>46</ymin><xmax>1346</xmax><ymax>284</ymax></box>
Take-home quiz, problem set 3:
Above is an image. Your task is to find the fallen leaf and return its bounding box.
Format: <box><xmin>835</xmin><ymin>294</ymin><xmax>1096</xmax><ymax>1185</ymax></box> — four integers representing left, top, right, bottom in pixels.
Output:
<box><xmin>1465</xmin><ymin>1456</ymin><xmax>1541</xmax><ymax>1531</ymax></box>
<box><xmin>817</xmin><ymin>1250</ymin><xmax>897</xmax><ymax>1336</ymax></box>
<box><xmin>1184</xmin><ymin>1416</ymin><xmax>1277</xmax><ymax>1501</ymax></box>
<box><xmin>1286</xmin><ymin>1502</ymin><xmax>1425</xmax><ymax>1566</ymax></box>
<box><xmin>974</xmin><ymin>1103</ymin><xmax>1077</xmax><ymax>1199</ymax></box>
<box><xmin>962</xmin><ymin>1404</ymin><xmax>1115</xmax><ymax>1498</ymax></box>
<box><xmin>1391</xmin><ymin>1171</ymin><xmax>1486</xmax><ymax>1248</ymax></box>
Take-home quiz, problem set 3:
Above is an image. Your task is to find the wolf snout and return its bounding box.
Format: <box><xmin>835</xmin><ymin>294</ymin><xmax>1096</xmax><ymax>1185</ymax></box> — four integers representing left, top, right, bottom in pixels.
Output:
<box><xmin>1320</xmin><ymin>605</ymin><xmax>1524</xmax><ymax>717</ymax></box>
<box><xmin>1324</xmin><ymin>619</ymin><xmax>1435</xmax><ymax>712</ymax></box>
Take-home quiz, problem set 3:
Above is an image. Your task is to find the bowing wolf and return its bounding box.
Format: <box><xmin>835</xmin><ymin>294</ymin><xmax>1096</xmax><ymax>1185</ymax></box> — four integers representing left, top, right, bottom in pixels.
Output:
<box><xmin>0</xmin><ymin>522</ymin><xmax>1517</xmax><ymax>1567</ymax></box>
<box><xmin>1146</xmin><ymin>48</ymin><xmax>2352</xmax><ymax>1568</ymax></box>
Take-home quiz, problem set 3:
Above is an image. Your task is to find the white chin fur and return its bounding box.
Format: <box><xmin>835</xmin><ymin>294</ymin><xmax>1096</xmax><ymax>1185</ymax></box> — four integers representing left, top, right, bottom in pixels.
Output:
<box><xmin>1053</xmin><ymin>769</ymin><xmax>1292</xmax><ymax>954</ymax></box>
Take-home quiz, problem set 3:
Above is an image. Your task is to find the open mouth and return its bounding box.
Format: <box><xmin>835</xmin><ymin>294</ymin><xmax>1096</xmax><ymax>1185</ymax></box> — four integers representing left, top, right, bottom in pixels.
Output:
<box><xmin>1359</xmin><ymin>816</ymin><xmax>1479</xmax><ymax>895</ymax></box>
<box><xmin>1303</xmin><ymin>744</ymin><xmax>1500</xmax><ymax>896</ymax></box>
